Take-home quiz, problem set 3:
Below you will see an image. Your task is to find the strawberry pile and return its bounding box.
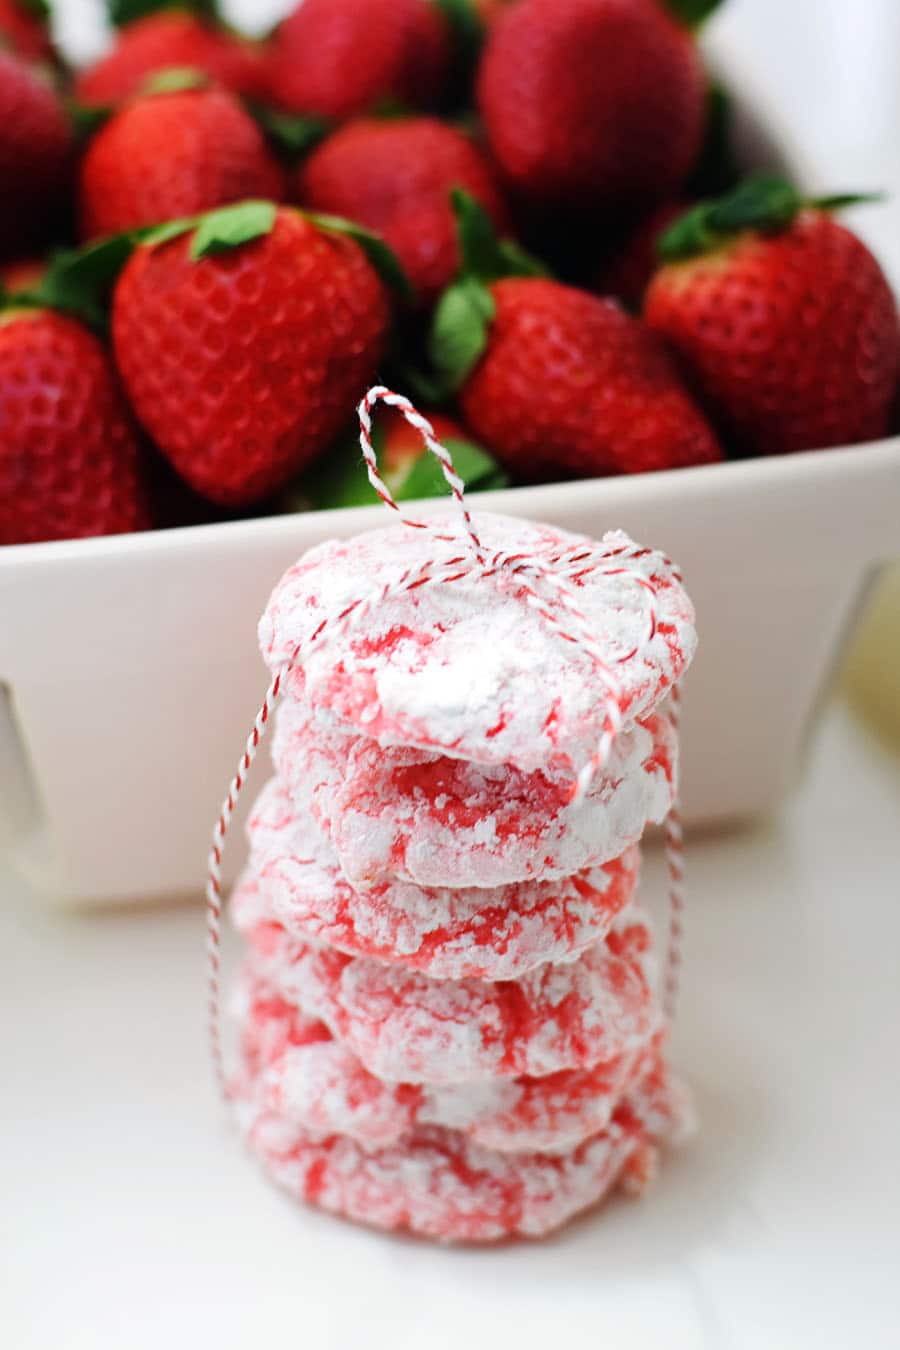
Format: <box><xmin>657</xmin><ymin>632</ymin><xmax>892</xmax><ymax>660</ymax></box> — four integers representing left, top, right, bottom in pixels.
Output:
<box><xmin>2</xmin><ymin>0</ymin><xmax>898</xmax><ymax>545</ymax></box>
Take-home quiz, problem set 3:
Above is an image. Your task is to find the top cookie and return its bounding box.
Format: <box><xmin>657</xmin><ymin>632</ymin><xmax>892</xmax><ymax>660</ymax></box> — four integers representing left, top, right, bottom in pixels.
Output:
<box><xmin>259</xmin><ymin>513</ymin><xmax>695</xmax><ymax>772</ymax></box>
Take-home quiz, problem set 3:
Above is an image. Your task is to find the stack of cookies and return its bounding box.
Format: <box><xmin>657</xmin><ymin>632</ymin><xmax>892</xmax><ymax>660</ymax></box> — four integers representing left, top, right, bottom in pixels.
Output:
<box><xmin>230</xmin><ymin>512</ymin><xmax>697</xmax><ymax>1241</ymax></box>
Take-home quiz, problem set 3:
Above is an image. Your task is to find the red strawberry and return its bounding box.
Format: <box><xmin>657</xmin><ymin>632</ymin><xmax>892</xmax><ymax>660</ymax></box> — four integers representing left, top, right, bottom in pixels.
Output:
<box><xmin>79</xmin><ymin>85</ymin><xmax>285</xmax><ymax>240</ymax></box>
<box><xmin>299</xmin><ymin>117</ymin><xmax>509</xmax><ymax>306</ymax></box>
<box><xmin>0</xmin><ymin>308</ymin><xmax>150</xmax><ymax>544</ymax></box>
<box><xmin>267</xmin><ymin>0</ymin><xmax>451</xmax><ymax>119</ymax></box>
<box><xmin>644</xmin><ymin>179</ymin><xmax>900</xmax><ymax>455</ymax></box>
<box><xmin>600</xmin><ymin>201</ymin><xmax>688</xmax><ymax>310</ymax></box>
<box><xmin>75</xmin><ymin>11</ymin><xmax>267</xmax><ymax>106</ymax></box>
<box><xmin>0</xmin><ymin>50</ymin><xmax>72</xmax><ymax>256</ymax></box>
<box><xmin>452</xmin><ymin>278</ymin><xmax>721</xmax><ymax>479</ymax></box>
<box><xmin>477</xmin><ymin>0</ymin><xmax>705</xmax><ymax>210</ymax></box>
<box><xmin>112</xmin><ymin>204</ymin><xmax>391</xmax><ymax>506</ymax></box>
<box><xmin>0</xmin><ymin>0</ymin><xmax>53</xmax><ymax>62</ymax></box>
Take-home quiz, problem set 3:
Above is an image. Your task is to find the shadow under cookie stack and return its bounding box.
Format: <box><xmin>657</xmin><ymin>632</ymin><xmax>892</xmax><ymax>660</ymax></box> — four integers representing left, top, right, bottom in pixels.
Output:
<box><xmin>227</xmin><ymin>494</ymin><xmax>697</xmax><ymax>1242</ymax></box>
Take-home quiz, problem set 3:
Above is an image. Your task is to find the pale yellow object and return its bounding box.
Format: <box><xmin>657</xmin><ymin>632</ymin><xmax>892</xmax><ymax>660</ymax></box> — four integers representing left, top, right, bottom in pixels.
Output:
<box><xmin>843</xmin><ymin>562</ymin><xmax>900</xmax><ymax>747</ymax></box>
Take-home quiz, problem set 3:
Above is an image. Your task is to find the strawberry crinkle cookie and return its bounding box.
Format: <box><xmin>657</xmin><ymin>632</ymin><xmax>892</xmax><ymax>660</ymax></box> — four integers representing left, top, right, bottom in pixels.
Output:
<box><xmin>258</xmin><ymin>513</ymin><xmax>695</xmax><ymax>773</ymax></box>
<box><xmin>236</xmin><ymin>908</ymin><xmax>659</xmax><ymax>1086</ymax></box>
<box><xmin>236</xmin><ymin>974</ymin><xmax>663</xmax><ymax>1155</ymax></box>
<box><xmin>271</xmin><ymin>699</ymin><xmax>676</xmax><ymax>888</ymax></box>
<box><xmin>238</xmin><ymin>778</ymin><xmax>641</xmax><ymax>981</ymax></box>
<box><xmin>233</xmin><ymin>1052</ymin><xmax>691</xmax><ymax>1242</ymax></box>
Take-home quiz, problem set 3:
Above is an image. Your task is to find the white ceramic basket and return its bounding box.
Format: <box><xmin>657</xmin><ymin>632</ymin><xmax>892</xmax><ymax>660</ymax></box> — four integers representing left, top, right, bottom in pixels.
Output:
<box><xmin>2</xmin><ymin>437</ymin><xmax>899</xmax><ymax>905</ymax></box>
<box><xmin>2</xmin><ymin>39</ymin><xmax>899</xmax><ymax>906</ymax></box>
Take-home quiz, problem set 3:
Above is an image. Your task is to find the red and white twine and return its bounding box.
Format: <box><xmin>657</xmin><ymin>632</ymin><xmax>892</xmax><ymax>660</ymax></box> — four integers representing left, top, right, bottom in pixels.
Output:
<box><xmin>206</xmin><ymin>386</ymin><xmax>688</xmax><ymax>1098</ymax></box>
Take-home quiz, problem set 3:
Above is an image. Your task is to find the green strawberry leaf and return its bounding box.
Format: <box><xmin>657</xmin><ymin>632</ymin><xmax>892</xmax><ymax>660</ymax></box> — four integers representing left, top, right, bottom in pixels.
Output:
<box><xmin>659</xmin><ymin>176</ymin><xmax>802</xmax><ymax>261</ymax></box>
<box><xmin>304</xmin><ymin>211</ymin><xmax>416</xmax><ymax>304</ymax></box>
<box><xmin>389</xmin><ymin>359</ymin><xmax>454</xmax><ymax>407</ymax></box>
<box><xmin>402</xmin><ymin>436</ymin><xmax>510</xmax><ymax>497</ymax></box>
<box><xmin>417</xmin><ymin>194</ymin><xmax>547</xmax><ymax>395</ymax></box>
<box><xmin>706</xmin><ymin>174</ymin><xmax>803</xmax><ymax>233</ymax></box>
<box><xmin>433</xmin><ymin>0</ymin><xmax>485</xmax><ymax>63</ymax></box>
<box><xmin>658</xmin><ymin>174</ymin><xmax>885</xmax><ymax>262</ymax></box>
<box><xmin>450</xmin><ymin>188</ymin><xmax>548</xmax><ymax>281</ymax></box>
<box><xmin>4</xmin><ymin>201</ymin><xmax>282</xmax><ymax>328</ymax></box>
<box><xmin>109</xmin><ymin>0</ymin><xmax>220</xmax><ymax>26</ymax></box>
<box><xmin>370</xmin><ymin>95</ymin><xmax>414</xmax><ymax>118</ymax></box>
<box><xmin>664</xmin><ymin>0</ymin><xmax>726</xmax><ymax>27</ymax></box>
<box><xmin>687</xmin><ymin>80</ymin><xmax>742</xmax><ymax>197</ymax></box>
<box><xmin>428</xmin><ymin>276</ymin><xmax>495</xmax><ymax>390</ymax></box>
<box><xmin>66</xmin><ymin>98</ymin><xmax>114</xmax><ymax>140</ymax></box>
<box><xmin>657</xmin><ymin>202</ymin><xmax>718</xmax><ymax>261</ymax></box>
<box><xmin>139</xmin><ymin>66</ymin><xmax>211</xmax><ymax>96</ymax></box>
<box><xmin>248</xmin><ymin>103</ymin><xmax>332</xmax><ymax>158</ymax></box>
<box><xmin>809</xmin><ymin>191</ymin><xmax>885</xmax><ymax>211</ymax></box>
<box><xmin>496</xmin><ymin>237</ymin><xmax>549</xmax><ymax>278</ymax></box>
<box><xmin>20</xmin><ymin>0</ymin><xmax>51</xmax><ymax>20</ymax></box>
<box><xmin>16</xmin><ymin>234</ymin><xmax>141</xmax><ymax>329</ymax></box>
<box><xmin>141</xmin><ymin>217</ymin><xmax>197</xmax><ymax>247</ymax></box>
<box><xmin>453</xmin><ymin>186</ymin><xmax>503</xmax><ymax>278</ymax></box>
<box><xmin>189</xmin><ymin>200</ymin><xmax>278</xmax><ymax>260</ymax></box>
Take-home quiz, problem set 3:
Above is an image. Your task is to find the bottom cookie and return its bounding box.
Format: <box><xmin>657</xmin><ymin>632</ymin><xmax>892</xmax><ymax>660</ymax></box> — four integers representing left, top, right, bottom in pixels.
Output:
<box><xmin>238</xmin><ymin>974</ymin><xmax>661</xmax><ymax>1154</ymax></box>
<box><xmin>234</xmin><ymin>1055</ymin><xmax>691</xmax><ymax>1243</ymax></box>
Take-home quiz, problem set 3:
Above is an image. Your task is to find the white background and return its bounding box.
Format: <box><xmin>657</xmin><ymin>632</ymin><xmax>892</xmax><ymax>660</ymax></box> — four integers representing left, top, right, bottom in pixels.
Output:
<box><xmin>4</xmin><ymin>2</ymin><xmax>900</xmax><ymax>1347</ymax></box>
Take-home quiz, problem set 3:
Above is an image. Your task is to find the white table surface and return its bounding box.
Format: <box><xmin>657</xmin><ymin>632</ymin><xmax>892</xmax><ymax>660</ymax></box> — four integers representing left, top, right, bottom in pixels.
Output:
<box><xmin>6</xmin><ymin>1</ymin><xmax>900</xmax><ymax>1346</ymax></box>
<box><xmin>3</xmin><ymin>700</ymin><xmax>899</xmax><ymax>1349</ymax></box>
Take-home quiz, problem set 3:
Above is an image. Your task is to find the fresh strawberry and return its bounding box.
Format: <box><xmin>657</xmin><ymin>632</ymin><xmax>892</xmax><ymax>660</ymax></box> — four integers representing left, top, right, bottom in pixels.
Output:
<box><xmin>112</xmin><ymin>203</ymin><xmax>392</xmax><ymax>506</ymax></box>
<box><xmin>299</xmin><ymin>117</ymin><xmax>508</xmax><ymax>306</ymax></box>
<box><xmin>644</xmin><ymin>178</ymin><xmax>900</xmax><ymax>455</ymax></box>
<box><xmin>0</xmin><ymin>0</ymin><xmax>53</xmax><ymax>62</ymax></box>
<box><xmin>455</xmin><ymin>278</ymin><xmax>721</xmax><ymax>478</ymax></box>
<box><xmin>600</xmin><ymin>201</ymin><xmax>688</xmax><ymax>310</ymax></box>
<box><xmin>425</xmin><ymin>191</ymin><xmax>720</xmax><ymax>479</ymax></box>
<box><xmin>267</xmin><ymin>0</ymin><xmax>451</xmax><ymax>119</ymax></box>
<box><xmin>0</xmin><ymin>307</ymin><xmax>150</xmax><ymax>544</ymax></box>
<box><xmin>75</xmin><ymin>10</ymin><xmax>267</xmax><ymax>106</ymax></box>
<box><xmin>477</xmin><ymin>0</ymin><xmax>706</xmax><ymax>210</ymax></box>
<box><xmin>0</xmin><ymin>50</ymin><xmax>72</xmax><ymax>256</ymax></box>
<box><xmin>79</xmin><ymin>84</ymin><xmax>285</xmax><ymax>239</ymax></box>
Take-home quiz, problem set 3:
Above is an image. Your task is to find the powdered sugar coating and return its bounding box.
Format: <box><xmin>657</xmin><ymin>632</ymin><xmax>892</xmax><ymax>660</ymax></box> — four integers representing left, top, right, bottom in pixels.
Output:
<box><xmin>241</xmin><ymin>779</ymin><xmax>640</xmax><ymax>980</ymax></box>
<box><xmin>259</xmin><ymin>514</ymin><xmax>696</xmax><ymax>774</ymax></box>
<box><xmin>238</xmin><ymin>913</ymin><xmax>659</xmax><ymax>1086</ymax></box>
<box><xmin>273</xmin><ymin>700</ymin><xmax>676</xmax><ymax>888</ymax></box>
<box><xmin>237</xmin><ymin>975</ymin><xmax>660</xmax><ymax>1154</ymax></box>
<box><xmin>233</xmin><ymin>1054</ymin><xmax>690</xmax><ymax>1241</ymax></box>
